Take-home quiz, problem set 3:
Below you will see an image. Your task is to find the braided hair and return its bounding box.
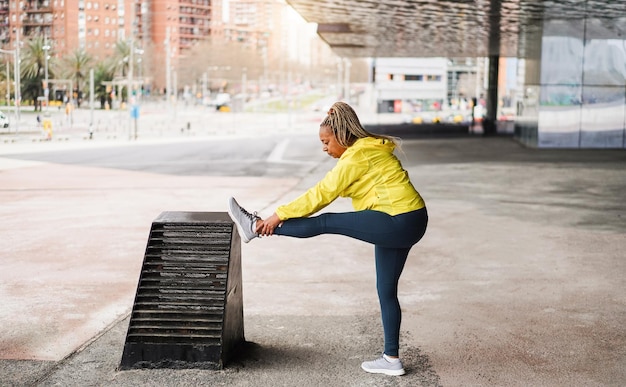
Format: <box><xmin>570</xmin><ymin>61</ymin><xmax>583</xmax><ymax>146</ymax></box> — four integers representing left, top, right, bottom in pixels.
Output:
<box><xmin>320</xmin><ymin>101</ymin><xmax>398</xmax><ymax>148</ymax></box>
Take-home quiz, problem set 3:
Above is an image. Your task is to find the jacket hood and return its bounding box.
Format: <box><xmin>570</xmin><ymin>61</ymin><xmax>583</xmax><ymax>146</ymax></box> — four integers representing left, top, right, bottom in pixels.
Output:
<box><xmin>349</xmin><ymin>137</ymin><xmax>396</xmax><ymax>154</ymax></box>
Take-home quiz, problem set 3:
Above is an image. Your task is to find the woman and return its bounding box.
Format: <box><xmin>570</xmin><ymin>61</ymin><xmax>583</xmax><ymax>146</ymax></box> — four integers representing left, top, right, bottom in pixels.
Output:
<box><xmin>228</xmin><ymin>101</ymin><xmax>428</xmax><ymax>376</ymax></box>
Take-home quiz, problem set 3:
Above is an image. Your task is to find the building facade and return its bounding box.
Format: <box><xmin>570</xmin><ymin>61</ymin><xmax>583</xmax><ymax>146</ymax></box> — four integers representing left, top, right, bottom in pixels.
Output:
<box><xmin>1</xmin><ymin>0</ymin><xmax>323</xmax><ymax>94</ymax></box>
<box><xmin>1</xmin><ymin>0</ymin><xmax>135</xmax><ymax>59</ymax></box>
<box><xmin>516</xmin><ymin>16</ymin><xmax>626</xmax><ymax>148</ymax></box>
<box><xmin>372</xmin><ymin>57</ymin><xmax>449</xmax><ymax>114</ymax></box>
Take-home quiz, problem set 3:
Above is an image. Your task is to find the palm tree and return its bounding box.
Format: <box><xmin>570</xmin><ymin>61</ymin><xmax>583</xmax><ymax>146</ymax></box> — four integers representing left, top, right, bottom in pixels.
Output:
<box><xmin>113</xmin><ymin>40</ymin><xmax>131</xmax><ymax>77</ymax></box>
<box><xmin>93</xmin><ymin>59</ymin><xmax>116</xmax><ymax>108</ymax></box>
<box><xmin>62</xmin><ymin>48</ymin><xmax>93</xmax><ymax>107</ymax></box>
<box><xmin>112</xmin><ymin>40</ymin><xmax>132</xmax><ymax>102</ymax></box>
<box><xmin>19</xmin><ymin>36</ymin><xmax>53</xmax><ymax>111</ymax></box>
<box><xmin>0</xmin><ymin>62</ymin><xmax>10</xmax><ymax>105</ymax></box>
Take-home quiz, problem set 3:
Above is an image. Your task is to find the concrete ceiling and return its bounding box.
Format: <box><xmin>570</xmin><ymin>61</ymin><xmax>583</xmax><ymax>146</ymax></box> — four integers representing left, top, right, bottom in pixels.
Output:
<box><xmin>285</xmin><ymin>0</ymin><xmax>626</xmax><ymax>58</ymax></box>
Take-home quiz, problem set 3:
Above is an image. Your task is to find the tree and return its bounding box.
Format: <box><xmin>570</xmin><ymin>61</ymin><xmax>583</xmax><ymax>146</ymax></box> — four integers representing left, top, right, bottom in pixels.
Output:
<box><xmin>0</xmin><ymin>62</ymin><xmax>11</xmax><ymax>105</ymax></box>
<box><xmin>93</xmin><ymin>59</ymin><xmax>116</xmax><ymax>108</ymax></box>
<box><xmin>62</xmin><ymin>49</ymin><xmax>93</xmax><ymax>107</ymax></box>
<box><xmin>113</xmin><ymin>40</ymin><xmax>131</xmax><ymax>77</ymax></box>
<box><xmin>110</xmin><ymin>39</ymin><xmax>133</xmax><ymax>101</ymax></box>
<box><xmin>19</xmin><ymin>36</ymin><xmax>53</xmax><ymax>111</ymax></box>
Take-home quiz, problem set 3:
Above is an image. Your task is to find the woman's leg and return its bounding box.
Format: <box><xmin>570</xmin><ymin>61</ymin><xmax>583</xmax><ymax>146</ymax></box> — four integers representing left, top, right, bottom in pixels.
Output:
<box><xmin>274</xmin><ymin>208</ymin><xmax>427</xmax><ymax>248</ymax></box>
<box><xmin>374</xmin><ymin>246</ymin><xmax>411</xmax><ymax>357</ymax></box>
<box><xmin>274</xmin><ymin>209</ymin><xmax>426</xmax><ymax>356</ymax></box>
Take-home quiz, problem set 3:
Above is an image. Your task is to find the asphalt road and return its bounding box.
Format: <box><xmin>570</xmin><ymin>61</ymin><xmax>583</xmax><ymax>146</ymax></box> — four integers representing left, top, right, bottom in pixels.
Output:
<box><xmin>5</xmin><ymin>134</ymin><xmax>326</xmax><ymax>178</ymax></box>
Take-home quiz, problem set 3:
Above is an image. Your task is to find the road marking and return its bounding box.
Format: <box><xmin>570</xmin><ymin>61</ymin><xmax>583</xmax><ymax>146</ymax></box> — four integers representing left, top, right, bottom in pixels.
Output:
<box><xmin>267</xmin><ymin>139</ymin><xmax>317</xmax><ymax>165</ymax></box>
<box><xmin>267</xmin><ymin>139</ymin><xmax>289</xmax><ymax>162</ymax></box>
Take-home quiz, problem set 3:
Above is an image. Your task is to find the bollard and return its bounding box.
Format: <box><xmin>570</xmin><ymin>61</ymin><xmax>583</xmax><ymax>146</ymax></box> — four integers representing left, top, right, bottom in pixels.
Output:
<box><xmin>119</xmin><ymin>211</ymin><xmax>244</xmax><ymax>370</ymax></box>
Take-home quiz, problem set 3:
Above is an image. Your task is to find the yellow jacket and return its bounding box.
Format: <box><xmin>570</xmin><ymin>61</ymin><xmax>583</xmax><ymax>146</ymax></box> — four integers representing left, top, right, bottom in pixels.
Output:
<box><xmin>275</xmin><ymin>137</ymin><xmax>425</xmax><ymax>220</ymax></box>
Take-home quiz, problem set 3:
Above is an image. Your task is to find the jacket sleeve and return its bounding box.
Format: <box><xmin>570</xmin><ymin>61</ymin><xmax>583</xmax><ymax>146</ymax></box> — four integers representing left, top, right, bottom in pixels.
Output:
<box><xmin>275</xmin><ymin>153</ymin><xmax>369</xmax><ymax>220</ymax></box>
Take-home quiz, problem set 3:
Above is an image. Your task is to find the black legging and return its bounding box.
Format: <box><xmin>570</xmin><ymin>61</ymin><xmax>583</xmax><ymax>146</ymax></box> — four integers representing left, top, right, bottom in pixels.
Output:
<box><xmin>274</xmin><ymin>207</ymin><xmax>428</xmax><ymax>356</ymax></box>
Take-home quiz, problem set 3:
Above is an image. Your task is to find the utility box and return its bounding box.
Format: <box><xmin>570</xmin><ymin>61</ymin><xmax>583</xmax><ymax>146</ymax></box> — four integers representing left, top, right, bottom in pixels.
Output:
<box><xmin>119</xmin><ymin>212</ymin><xmax>244</xmax><ymax>370</ymax></box>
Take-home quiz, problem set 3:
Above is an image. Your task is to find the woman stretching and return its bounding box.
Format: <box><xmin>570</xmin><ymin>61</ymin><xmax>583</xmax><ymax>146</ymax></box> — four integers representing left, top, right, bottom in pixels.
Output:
<box><xmin>228</xmin><ymin>101</ymin><xmax>428</xmax><ymax>376</ymax></box>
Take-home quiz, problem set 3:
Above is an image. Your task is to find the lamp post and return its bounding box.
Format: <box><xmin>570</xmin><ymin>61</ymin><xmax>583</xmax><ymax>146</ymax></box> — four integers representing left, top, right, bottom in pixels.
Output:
<box><xmin>14</xmin><ymin>28</ymin><xmax>20</xmax><ymax>132</ymax></box>
<box><xmin>135</xmin><ymin>48</ymin><xmax>144</xmax><ymax>99</ymax></box>
<box><xmin>5</xmin><ymin>59</ymin><xmax>9</xmax><ymax>106</ymax></box>
<box><xmin>43</xmin><ymin>38</ymin><xmax>50</xmax><ymax>111</ymax></box>
<box><xmin>165</xmin><ymin>26</ymin><xmax>171</xmax><ymax>104</ymax></box>
<box><xmin>0</xmin><ymin>46</ymin><xmax>19</xmax><ymax>132</ymax></box>
<box><xmin>127</xmin><ymin>40</ymin><xmax>134</xmax><ymax>139</ymax></box>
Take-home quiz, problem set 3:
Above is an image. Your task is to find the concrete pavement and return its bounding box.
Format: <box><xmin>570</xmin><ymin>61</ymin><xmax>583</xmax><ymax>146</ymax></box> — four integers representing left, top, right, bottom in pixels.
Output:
<box><xmin>0</xmin><ymin>110</ymin><xmax>625</xmax><ymax>386</ymax></box>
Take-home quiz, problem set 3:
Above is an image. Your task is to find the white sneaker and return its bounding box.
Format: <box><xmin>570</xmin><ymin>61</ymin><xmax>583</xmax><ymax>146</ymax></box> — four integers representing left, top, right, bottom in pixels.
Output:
<box><xmin>227</xmin><ymin>197</ymin><xmax>260</xmax><ymax>243</ymax></box>
<box><xmin>361</xmin><ymin>355</ymin><xmax>406</xmax><ymax>376</ymax></box>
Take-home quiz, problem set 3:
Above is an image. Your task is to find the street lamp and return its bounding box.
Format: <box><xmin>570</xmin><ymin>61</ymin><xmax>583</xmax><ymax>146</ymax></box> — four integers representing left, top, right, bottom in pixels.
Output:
<box><xmin>43</xmin><ymin>39</ymin><xmax>51</xmax><ymax>111</ymax></box>
<box><xmin>0</xmin><ymin>45</ymin><xmax>19</xmax><ymax>132</ymax></box>
<box><xmin>165</xmin><ymin>26</ymin><xmax>171</xmax><ymax>103</ymax></box>
<box><xmin>134</xmin><ymin>47</ymin><xmax>144</xmax><ymax>101</ymax></box>
<box><xmin>4</xmin><ymin>58</ymin><xmax>9</xmax><ymax>106</ymax></box>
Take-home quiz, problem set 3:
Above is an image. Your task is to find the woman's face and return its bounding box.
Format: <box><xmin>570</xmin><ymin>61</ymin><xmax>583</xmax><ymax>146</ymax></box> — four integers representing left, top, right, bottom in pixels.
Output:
<box><xmin>319</xmin><ymin>125</ymin><xmax>347</xmax><ymax>158</ymax></box>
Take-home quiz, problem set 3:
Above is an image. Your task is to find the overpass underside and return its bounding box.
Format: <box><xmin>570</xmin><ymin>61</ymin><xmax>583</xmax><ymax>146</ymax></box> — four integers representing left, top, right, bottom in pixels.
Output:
<box><xmin>286</xmin><ymin>0</ymin><xmax>626</xmax><ymax>149</ymax></box>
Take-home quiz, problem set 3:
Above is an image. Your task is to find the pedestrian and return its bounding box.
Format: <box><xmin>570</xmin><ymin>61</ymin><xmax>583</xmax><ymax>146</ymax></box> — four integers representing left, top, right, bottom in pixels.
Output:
<box><xmin>227</xmin><ymin>101</ymin><xmax>428</xmax><ymax>376</ymax></box>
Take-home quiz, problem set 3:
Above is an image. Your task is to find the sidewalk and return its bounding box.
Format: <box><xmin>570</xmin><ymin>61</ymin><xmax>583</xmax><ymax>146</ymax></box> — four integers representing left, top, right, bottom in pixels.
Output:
<box><xmin>0</xmin><ymin>121</ymin><xmax>625</xmax><ymax>386</ymax></box>
<box><xmin>0</xmin><ymin>103</ymin><xmax>350</xmax><ymax>145</ymax></box>
<box><xmin>0</xmin><ymin>102</ymin><xmax>445</xmax><ymax>146</ymax></box>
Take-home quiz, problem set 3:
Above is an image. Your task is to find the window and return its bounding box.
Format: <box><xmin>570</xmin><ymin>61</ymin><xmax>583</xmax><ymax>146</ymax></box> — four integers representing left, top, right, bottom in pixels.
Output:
<box><xmin>426</xmin><ymin>75</ymin><xmax>442</xmax><ymax>82</ymax></box>
<box><xmin>405</xmin><ymin>75</ymin><xmax>423</xmax><ymax>81</ymax></box>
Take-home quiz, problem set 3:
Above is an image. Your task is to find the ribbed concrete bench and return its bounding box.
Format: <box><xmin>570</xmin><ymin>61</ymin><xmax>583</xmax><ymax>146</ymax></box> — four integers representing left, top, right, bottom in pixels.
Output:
<box><xmin>119</xmin><ymin>211</ymin><xmax>244</xmax><ymax>370</ymax></box>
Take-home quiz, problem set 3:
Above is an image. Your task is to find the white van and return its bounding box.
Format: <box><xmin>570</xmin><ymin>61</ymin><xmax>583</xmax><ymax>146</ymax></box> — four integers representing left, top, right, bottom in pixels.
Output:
<box><xmin>0</xmin><ymin>111</ymin><xmax>9</xmax><ymax>128</ymax></box>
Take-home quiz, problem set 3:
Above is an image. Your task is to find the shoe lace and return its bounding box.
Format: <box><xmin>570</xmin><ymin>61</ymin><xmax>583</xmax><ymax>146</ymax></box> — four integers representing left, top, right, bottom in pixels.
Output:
<box><xmin>240</xmin><ymin>206</ymin><xmax>261</xmax><ymax>222</ymax></box>
<box><xmin>244</xmin><ymin>210</ymin><xmax>262</xmax><ymax>237</ymax></box>
<box><xmin>239</xmin><ymin>206</ymin><xmax>261</xmax><ymax>222</ymax></box>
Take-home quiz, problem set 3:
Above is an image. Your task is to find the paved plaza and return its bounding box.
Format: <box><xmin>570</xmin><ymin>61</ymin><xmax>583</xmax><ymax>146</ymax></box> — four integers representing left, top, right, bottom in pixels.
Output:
<box><xmin>0</xmin><ymin>105</ymin><xmax>625</xmax><ymax>386</ymax></box>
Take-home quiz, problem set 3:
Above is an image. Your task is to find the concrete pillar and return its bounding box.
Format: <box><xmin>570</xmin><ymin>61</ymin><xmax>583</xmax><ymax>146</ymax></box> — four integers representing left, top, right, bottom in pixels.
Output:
<box><xmin>484</xmin><ymin>55</ymin><xmax>499</xmax><ymax>135</ymax></box>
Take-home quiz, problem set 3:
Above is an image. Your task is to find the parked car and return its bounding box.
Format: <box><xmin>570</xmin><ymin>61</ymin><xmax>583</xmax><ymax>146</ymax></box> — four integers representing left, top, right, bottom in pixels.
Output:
<box><xmin>0</xmin><ymin>111</ymin><xmax>9</xmax><ymax>128</ymax></box>
<box><xmin>203</xmin><ymin>93</ymin><xmax>231</xmax><ymax>111</ymax></box>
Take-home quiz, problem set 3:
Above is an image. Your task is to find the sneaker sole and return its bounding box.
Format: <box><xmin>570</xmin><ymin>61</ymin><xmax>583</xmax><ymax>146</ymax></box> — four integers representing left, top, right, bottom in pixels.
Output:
<box><xmin>227</xmin><ymin>206</ymin><xmax>252</xmax><ymax>243</ymax></box>
<box><xmin>360</xmin><ymin>364</ymin><xmax>406</xmax><ymax>376</ymax></box>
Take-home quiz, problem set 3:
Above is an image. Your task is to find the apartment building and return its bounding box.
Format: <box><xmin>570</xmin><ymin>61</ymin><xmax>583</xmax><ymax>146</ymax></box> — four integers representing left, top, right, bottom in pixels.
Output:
<box><xmin>1</xmin><ymin>0</ymin><xmax>324</xmax><ymax>92</ymax></box>
<box><xmin>1</xmin><ymin>1</ymin><xmax>210</xmax><ymax>85</ymax></box>
<box><xmin>1</xmin><ymin>0</ymin><xmax>133</xmax><ymax>59</ymax></box>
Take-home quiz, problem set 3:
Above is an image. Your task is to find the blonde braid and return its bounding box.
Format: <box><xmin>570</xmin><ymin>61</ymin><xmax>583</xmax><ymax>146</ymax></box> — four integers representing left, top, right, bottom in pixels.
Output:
<box><xmin>321</xmin><ymin>102</ymin><xmax>399</xmax><ymax>148</ymax></box>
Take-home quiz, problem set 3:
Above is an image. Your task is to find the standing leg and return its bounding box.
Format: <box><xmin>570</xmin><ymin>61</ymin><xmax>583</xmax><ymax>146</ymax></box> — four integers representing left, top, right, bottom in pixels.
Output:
<box><xmin>375</xmin><ymin>245</ymin><xmax>411</xmax><ymax>357</ymax></box>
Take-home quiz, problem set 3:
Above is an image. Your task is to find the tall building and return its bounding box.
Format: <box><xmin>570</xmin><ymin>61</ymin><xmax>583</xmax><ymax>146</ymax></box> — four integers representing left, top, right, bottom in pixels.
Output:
<box><xmin>1</xmin><ymin>0</ymin><xmax>331</xmax><ymax>94</ymax></box>
<box><xmin>144</xmin><ymin>0</ymin><xmax>212</xmax><ymax>91</ymax></box>
<box><xmin>2</xmin><ymin>0</ymin><xmax>135</xmax><ymax>59</ymax></box>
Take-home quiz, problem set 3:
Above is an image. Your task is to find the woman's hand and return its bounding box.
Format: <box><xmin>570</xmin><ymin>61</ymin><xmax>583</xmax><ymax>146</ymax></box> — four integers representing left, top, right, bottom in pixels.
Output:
<box><xmin>259</xmin><ymin>212</ymin><xmax>282</xmax><ymax>236</ymax></box>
